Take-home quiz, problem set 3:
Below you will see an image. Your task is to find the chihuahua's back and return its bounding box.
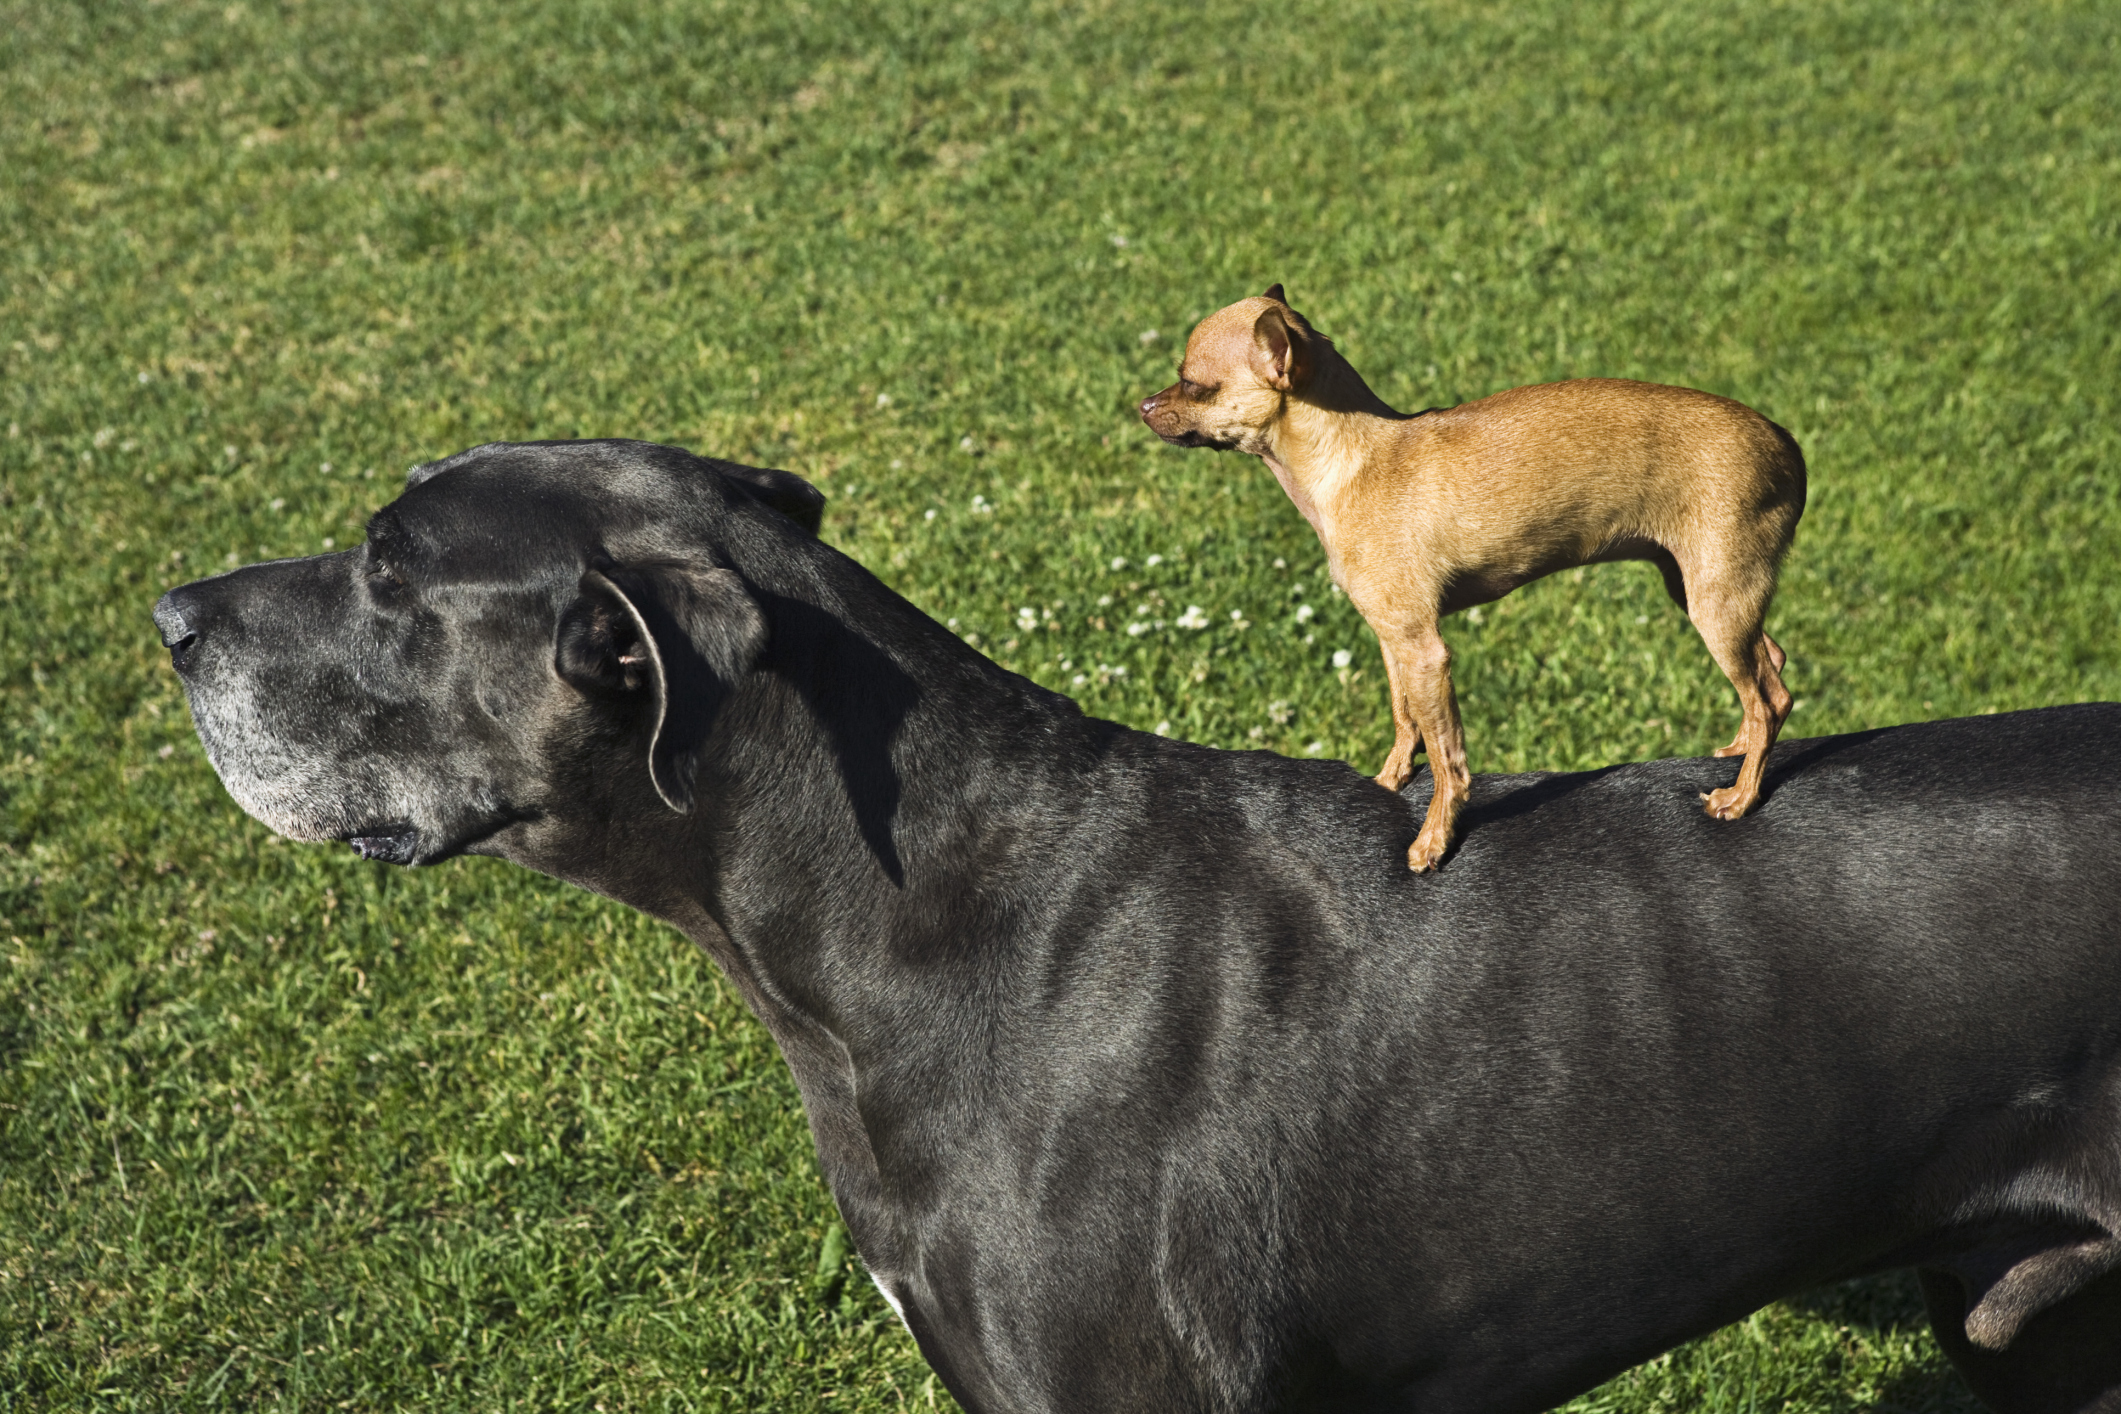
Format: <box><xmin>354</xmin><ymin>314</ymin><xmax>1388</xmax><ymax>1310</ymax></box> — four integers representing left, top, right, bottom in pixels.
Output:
<box><xmin>1374</xmin><ymin>378</ymin><xmax>1805</xmax><ymax>588</ymax></box>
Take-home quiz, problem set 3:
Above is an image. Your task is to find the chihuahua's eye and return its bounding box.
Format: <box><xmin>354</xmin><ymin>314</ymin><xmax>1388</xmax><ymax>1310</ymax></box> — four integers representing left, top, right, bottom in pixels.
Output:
<box><xmin>1179</xmin><ymin>377</ymin><xmax>1214</xmax><ymax>399</ymax></box>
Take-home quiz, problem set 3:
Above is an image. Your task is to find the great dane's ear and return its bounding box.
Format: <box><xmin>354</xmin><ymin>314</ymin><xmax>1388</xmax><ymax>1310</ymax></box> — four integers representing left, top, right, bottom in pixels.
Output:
<box><xmin>555</xmin><ymin>562</ymin><xmax>766</xmax><ymax>814</ymax></box>
<box><xmin>719</xmin><ymin>464</ymin><xmax>827</xmax><ymax>537</ymax></box>
<box><xmin>1252</xmin><ymin>304</ymin><xmax>1310</xmax><ymax>391</ymax></box>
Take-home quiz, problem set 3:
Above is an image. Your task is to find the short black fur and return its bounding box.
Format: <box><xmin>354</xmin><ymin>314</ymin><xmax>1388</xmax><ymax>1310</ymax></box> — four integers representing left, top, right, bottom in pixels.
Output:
<box><xmin>155</xmin><ymin>440</ymin><xmax>2121</xmax><ymax>1414</ymax></box>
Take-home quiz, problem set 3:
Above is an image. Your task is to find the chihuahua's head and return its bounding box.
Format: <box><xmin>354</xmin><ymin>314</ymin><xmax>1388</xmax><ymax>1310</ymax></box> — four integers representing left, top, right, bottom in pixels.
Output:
<box><xmin>1138</xmin><ymin>284</ymin><xmax>1319</xmax><ymax>454</ymax></box>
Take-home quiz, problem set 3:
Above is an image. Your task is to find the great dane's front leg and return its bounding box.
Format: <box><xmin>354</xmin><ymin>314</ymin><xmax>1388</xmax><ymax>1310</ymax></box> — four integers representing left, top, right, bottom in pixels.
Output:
<box><xmin>1379</xmin><ymin>620</ymin><xmax>1468</xmax><ymax>872</ymax></box>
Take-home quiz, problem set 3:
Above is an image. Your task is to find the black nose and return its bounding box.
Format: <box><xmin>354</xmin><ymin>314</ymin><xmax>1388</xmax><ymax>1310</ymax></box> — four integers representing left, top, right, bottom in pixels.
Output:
<box><xmin>153</xmin><ymin>590</ymin><xmax>200</xmax><ymax>672</ymax></box>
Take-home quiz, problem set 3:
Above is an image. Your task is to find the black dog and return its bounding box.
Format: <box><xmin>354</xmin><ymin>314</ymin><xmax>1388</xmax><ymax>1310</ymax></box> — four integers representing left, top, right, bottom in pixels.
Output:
<box><xmin>154</xmin><ymin>439</ymin><xmax>2121</xmax><ymax>1414</ymax></box>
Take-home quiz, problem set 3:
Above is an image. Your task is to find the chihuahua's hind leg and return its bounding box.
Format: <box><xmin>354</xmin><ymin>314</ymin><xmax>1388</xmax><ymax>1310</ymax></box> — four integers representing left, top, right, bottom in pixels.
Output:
<box><xmin>1656</xmin><ymin>548</ymin><xmax>1759</xmax><ymax>760</ymax></box>
<box><xmin>1687</xmin><ymin>571</ymin><xmax>1791</xmax><ymax>819</ymax></box>
<box><xmin>1712</xmin><ymin>634</ymin><xmax>1790</xmax><ymax>757</ymax></box>
<box><xmin>1762</xmin><ymin>632</ymin><xmax>1788</xmax><ymax>675</ymax></box>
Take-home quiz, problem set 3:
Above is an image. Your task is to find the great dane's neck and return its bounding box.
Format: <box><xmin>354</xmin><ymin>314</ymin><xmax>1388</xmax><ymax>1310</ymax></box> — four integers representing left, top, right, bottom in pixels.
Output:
<box><xmin>582</xmin><ymin>544</ymin><xmax>1104</xmax><ymax>1296</ymax></box>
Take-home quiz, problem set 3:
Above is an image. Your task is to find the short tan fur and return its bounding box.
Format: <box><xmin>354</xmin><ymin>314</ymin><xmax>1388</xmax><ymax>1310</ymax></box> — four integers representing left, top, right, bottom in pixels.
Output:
<box><xmin>1140</xmin><ymin>286</ymin><xmax>1806</xmax><ymax>871</ymax></box>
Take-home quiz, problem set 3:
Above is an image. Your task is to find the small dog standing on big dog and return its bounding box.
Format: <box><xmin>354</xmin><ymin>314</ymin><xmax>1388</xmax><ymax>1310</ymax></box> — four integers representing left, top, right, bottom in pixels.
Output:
<box><xmin>1140</xmin><ymin>285</ymin><xmax>1807</xmax><ymax>870</ymax></box>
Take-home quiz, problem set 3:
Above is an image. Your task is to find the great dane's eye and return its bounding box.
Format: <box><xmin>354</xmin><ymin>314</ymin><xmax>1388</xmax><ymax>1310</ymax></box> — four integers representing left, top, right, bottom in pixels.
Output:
<box><xmin>363</xmin><ymin>546</ymin><xmax>404</xmax><ymax>590</ymax></box>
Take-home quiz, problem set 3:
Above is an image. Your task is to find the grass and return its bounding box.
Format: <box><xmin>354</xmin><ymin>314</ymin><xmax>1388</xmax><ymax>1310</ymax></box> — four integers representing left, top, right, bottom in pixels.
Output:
<box><xmin>2</xmin><ymin>0</ymin><xmax>2117</xmax><ymax>1407</ymax></box>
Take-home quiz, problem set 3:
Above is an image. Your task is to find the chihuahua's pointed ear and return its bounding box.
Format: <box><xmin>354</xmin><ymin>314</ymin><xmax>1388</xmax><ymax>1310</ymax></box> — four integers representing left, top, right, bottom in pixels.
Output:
<box><xmin>556</xmin><ymin>561</ymin><xmax>767</xmax><ymax>813</ymax></box>
<box><xmin>1262</xmin><ymin>283</ymin><xmax>1287</xmax><ymax>303</ymax></box>
<box><xmin>1252</xmin><ymin>304</ymin><xmax>1310</xmax><ymax>391</ymax></box>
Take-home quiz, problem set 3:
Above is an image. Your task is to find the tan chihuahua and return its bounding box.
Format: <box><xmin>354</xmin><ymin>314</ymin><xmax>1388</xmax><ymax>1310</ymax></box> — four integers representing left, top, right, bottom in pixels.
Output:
<box><xmin>1139</xmin><ymin>286</ymin><xmax>1806</xmax><ymax>872</ymax></box>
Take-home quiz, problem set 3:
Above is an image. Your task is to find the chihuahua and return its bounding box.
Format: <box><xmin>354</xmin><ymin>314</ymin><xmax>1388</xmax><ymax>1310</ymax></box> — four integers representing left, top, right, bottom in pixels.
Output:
<box><xmin>1139</xmin><ymin>286</ymin><xmax>1806</xmax><ymax>871</ymax></box>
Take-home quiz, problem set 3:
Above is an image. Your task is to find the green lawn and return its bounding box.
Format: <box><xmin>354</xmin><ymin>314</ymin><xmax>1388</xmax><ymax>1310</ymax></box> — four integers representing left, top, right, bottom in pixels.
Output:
<box><xmin>3</xmin><ymin>0</ymin><xmax>2118</xmax><ymax>1407</ymax></box>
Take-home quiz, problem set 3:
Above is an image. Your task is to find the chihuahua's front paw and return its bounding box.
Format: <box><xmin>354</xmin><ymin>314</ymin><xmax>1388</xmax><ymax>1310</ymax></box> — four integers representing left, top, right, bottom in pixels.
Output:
<box><xmin>1700</xmin><ymin>784</ymin><xmax>1756</xmax><ymax>821</ymax></box>
<box><xmin>1375</xmin><ymin>765</ymin><xmax>1412</xmax><ymax>792</ymax></box>
<box><xmin>1406</xmin><ymin>830</ymin><xmax>1448</xmax><ymax>872</ymax></box>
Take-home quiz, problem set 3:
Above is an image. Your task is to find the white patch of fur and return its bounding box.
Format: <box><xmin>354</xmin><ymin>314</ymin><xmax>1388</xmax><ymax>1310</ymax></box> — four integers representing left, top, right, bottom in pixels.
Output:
<box><xmin>871</xmin><ymin>1272</ymin><xmax>911</xmax><ymax>1334</ymax></box>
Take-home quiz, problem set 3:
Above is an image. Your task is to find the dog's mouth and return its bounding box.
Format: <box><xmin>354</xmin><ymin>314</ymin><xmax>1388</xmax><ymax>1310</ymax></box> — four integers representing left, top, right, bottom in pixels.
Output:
<box><xmin>1158</xmin><ymin>429</ymin><xmax>1241</xmax><ymax>451</ymax></box>
<box><xmin>343</xmin><ymin>805</ymin><xmax>536</xmax><ymax>868</ymax></box>
<box><xmin>345</xmin><ymin>824</ymin><xmax>421</xmax><ymax>866</ymax></box>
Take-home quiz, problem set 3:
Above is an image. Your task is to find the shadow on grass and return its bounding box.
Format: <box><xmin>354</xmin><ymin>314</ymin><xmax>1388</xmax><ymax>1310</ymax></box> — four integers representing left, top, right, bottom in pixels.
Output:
<box><xmin>1794</xmin><ymin>1273</ymin><xmax>1985</xmax><ymax>1414</ymax></box>
<box><xmin>1867</xmin><ymin>1369</ymin><xmax>1987</xmax><ymax>1414</ymax></box>
<box><xmin>1794</xmin><ymin>1272</ymin><xmax>1932</xmax><ymax>1330</ymax></box>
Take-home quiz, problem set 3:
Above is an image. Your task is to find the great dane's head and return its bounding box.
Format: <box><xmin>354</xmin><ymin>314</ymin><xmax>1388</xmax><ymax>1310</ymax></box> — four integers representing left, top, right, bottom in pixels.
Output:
<box><xmin>153</xmin><ymin>440</ymin><xmax>825</xmax><ymax>872</ymax></box>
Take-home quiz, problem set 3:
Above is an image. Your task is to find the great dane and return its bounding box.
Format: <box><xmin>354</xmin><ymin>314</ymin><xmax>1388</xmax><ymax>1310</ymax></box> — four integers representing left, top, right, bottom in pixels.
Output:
<box><xmin>154</xmin><ymin>439</ymin><xmax>2121</xmax><ymax>1414</ymax></box>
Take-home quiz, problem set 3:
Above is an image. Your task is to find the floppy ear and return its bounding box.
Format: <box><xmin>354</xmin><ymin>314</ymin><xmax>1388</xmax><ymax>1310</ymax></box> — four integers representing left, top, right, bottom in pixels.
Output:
<box><xmin>1253</xmin><ymin>304</ymin><xmax>1309</xmax><ymax>391</ymax></box>
<box><xmin>718</xmin><ymin>463</ymin><xmax>827</xmax><ymax>537</ymax></box>
<box><xmin>1261</xmin><ymin>282</ymin><xmax>1287</xmax><ymax>303</ymax></box>
<box><xmin>555</xmin><ymin>561</ymin><xmax>767</xmax><ymax>813</ymax></box>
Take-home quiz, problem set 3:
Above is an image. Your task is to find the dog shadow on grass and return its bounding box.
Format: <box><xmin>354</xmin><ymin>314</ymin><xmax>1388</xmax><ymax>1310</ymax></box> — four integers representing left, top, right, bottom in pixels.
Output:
<box><xmin>1791</xmin><ymin>1273</ymin><xmax>1985</xmax><ymax>1414</ymax></box>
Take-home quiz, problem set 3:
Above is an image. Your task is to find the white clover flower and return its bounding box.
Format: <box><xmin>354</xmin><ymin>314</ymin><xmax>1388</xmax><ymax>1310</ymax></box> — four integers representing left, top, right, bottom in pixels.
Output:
<box><xmin>925</xmin><ymin>508</ymin><xmax>937</xmax><ymax>520</ymax></box>
<box><xmin>1176</xmin><ymin>606</ymin><xmax>1210</xmax><ymax>630</ymax></box>
<box><xmin>1155</xmin><ymin>720</ymin><xmax>1171</xmax><ymax>735</ymax></box>
<box><xmin>1127</xmin><ymin>621</ymin><xmax>1150</xmax><ymax>637</ymax></box>
<box><xmin>1466</xmin><ymin>605</ymin><xmax>1483</xmax><ymax>624</ymax></box>
<box><xmin>1138</xmin><ymin>329</ymin><xmax>1159</xmax><ymax>346</ymax></box>
<box><xmin>1110</xmin><ymin>556</ymin><xmax>1127</xmax><ymax>571</ymax></box>
<box><xmin>1145</xmin><ymin>553</ymin><xmax>1163</xmax><ymax>568</ymax></box>
<box><xmin>876</xmin><ymin>393</ymin><xmax>892</xmax><ymax>408</ymax></box>
<box><xmin>1305</xmin><ymin>741</ymin><xmax>1325</xmax><ymax>756</ymax></box>
<box><xmin>1332</xmin><ymin>649</ymin><xmax>1353</xmax><ymax>668</ymax></box>
<box><xmin>1267</xmin><ymin>701</ymin><xmax>1292</xmax><ymax>725</ymax></box>
<box><xmin>1109</xmin><ymin>233</ymin><xmax>1129</xmax><ymax>247</ymax></box>
<box><xmin>960</xmin><ymin>435</ymin><xmax>976</xmax><ymax>452</ymax></box>
<box><xmin>1072</xmin><ymin>674</ymin><xmax>1088</xmax><ymax>687</ymax></box>
<box><xmin>1295</xmin><ymin>604</ymin><xmax>1315</xmax><ymax>623</ymax></box>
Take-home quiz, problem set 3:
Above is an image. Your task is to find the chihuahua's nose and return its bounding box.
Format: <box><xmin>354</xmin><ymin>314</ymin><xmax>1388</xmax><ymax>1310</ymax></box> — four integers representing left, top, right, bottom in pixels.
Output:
<box><xmin>1138</xmin><ymin>394</ymin><xmax>1160</xmax><ymax>420</ymax></box>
